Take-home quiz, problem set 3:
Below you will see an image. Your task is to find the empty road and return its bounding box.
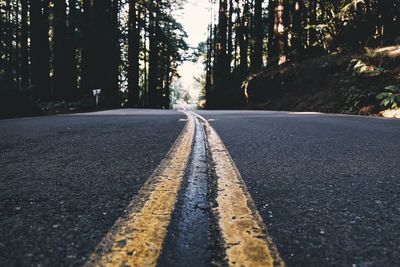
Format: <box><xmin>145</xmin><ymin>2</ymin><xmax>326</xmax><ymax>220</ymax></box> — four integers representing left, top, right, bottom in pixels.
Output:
<box><xmin>1</xmin><ymin>109</ymin><xmax>399</xmax><ymax>266</ymax></box>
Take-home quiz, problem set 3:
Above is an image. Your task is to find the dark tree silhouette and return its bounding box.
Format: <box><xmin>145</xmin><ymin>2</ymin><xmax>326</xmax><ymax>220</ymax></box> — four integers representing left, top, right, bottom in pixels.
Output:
<box><xmin>30</xmin><ymin>0</ymin><xmax>51</xmax><ymax>100</ymax></box>
<box><xmin>215</xmin><ymin>0</ymin><xmax>229</xmax><ymax>80</ymax></box>
<box><xmin>53</xmin><ymin>0</ymin><xmax>69</xmax><ymax>100</ymax></box>
<box><xmin>274</xmin><ymin>0</ymin><xmax>287</xmax><ymax>65</ymax></box>
<box><xmin>251</xmin><ymin>0</ymin><xmax>263</xmax><ymax>71</ymax></box>
<box><xmin>239</xmin><ymin>0</ymin><xmax>249</xmax><ymax>72</ymax></box>
<box><xmin>127</xmin><ymin>0</ymin><xmax>140</xmax><ymax>107</ymax></box>
<box><xmin>148</xmin><ymin>0</ymin><xmax>160</xmax><ymax>108</ymax></box>
<box><xmin>1</xmin><ymin>0</ymin><xmax>399</xmax><ymax>114</ymax></box>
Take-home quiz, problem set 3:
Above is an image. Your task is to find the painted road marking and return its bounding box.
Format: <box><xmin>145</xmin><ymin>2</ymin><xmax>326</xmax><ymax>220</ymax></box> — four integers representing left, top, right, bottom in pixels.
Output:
<box><xmin>194</xmin><ymin>112</ymin><xmax>284</xmax><ymax>267</ymax></box>
<box><xmin>85</xmin><ymin>110</ymin><xmax>283</xmax><ymax>267</ymax></box>
<box><xmin>85</xmin><ymin>113</ymin><xmax>195</xmax><ymax>267</ymax></box>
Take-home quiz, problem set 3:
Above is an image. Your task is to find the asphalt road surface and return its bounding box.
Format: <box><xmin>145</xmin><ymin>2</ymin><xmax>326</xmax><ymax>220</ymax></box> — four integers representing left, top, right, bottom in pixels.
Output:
<box><xmin>1</xmin><ymin>109</ymin><xmax>399</xmax><ymax>266</ymax></box>
<box><xmin>0</xmin><ymin>110</ymin><xmax>185</xmax><ymax>266</ymax></box>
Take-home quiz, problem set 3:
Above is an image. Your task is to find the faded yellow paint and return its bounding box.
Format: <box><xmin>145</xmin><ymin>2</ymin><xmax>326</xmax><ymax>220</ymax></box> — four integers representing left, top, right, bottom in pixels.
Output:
<box><xmin>85</xmin><ymin>113</ymin><xmax>195</xmax><ymax>267</ymax></box>
<box><xmin>194</xmin><ymin>113</ymin><xmax>284</xmax><ymax>267</ymax></box>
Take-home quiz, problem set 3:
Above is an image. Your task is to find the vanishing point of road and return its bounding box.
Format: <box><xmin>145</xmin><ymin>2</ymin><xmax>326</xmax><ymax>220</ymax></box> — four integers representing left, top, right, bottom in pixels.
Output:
<box><xmin>1</xmin><ymin>109</ymin><xmax>399</xmax><ymax>266</ymax></box>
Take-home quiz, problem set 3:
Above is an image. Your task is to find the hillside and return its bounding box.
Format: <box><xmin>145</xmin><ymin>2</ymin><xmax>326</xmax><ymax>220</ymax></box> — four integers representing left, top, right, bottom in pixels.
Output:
<box><xmin>245</xmin><ymin>45</ymin><xmax>400</xmax><ymax>118</ymax></box>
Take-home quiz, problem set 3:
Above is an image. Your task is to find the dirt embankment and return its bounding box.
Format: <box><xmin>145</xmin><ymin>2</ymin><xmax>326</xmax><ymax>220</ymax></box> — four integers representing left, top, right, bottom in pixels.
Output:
<box><xmin>245</xmin><ymin>45</ymin><xmax>400</xmax><ymax>117</ymax></box>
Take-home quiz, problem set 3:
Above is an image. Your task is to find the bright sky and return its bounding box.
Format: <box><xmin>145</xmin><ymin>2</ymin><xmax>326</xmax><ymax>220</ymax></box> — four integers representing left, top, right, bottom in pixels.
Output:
<box><xmin>179</xmin><ymin>1</ymin><xmax>210</xmax><ymax>46</ymax></box>
<box><xmin>174</xmin><ymin>0</ymin><xmax>210</xmax><ymax>102</ymax></box>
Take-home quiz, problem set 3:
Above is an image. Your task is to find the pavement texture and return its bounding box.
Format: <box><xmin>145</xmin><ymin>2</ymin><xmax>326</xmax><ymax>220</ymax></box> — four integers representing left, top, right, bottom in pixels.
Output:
<box><xmin>158</xmin><ymin>118</ymin><xmax>213</xmax><ymax>267</ymax></box>
<box><xmin>199</xmin><ymin>110</ymin><xmax>400</xmax><ymax>266</ymax></box>
<box><xmin>0</xmin><ymin>109</ymin><xmax>185</xmax><ymax>266</ymax></box>
<box><xmin>1</xmin><ymin>109</ymin><xmax>400</xmax><ymax>267</ymax></box>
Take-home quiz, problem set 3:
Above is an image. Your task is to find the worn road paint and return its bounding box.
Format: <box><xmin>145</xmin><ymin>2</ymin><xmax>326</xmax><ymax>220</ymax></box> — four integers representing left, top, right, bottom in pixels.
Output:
<box><xmin>194</xmin><ymin>112</ymin><xmax>284</xmax><ymax>267</ymax></box>
<box><xmin>157</xmin><ymin>116</ymin><xmax>212</xmax><ymax>266</ymax></box>
<box><xmin>85</xmin><ymin>113</ymin><xmax>195</xmax><ymax>267</ymax></box>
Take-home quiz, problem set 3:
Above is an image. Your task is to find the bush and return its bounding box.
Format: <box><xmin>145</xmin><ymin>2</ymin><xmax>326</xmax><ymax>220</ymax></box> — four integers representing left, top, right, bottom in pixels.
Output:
<box><xmin>377</xmin><ymin>85</ymin><xmax>400</xmax><ymax>109</ymax></box>
<box><xmin>342</xmin><ymin>86</ymin><xmax>376</xmax><ymax>113</ymax></box>
<box><xmin>0</xmin><ymin>80</ymin><xmax>41</xmax><ymax>118</ymax></box>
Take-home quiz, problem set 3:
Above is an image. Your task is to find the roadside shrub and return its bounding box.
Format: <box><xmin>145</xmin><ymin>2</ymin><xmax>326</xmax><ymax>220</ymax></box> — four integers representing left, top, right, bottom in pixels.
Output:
<box><xmin>377</xmin><ymin>85</ymin><xmax>400</xmax><ymax>109</ymax></box>
<box><xmin>343</xmin><ymin>86</ymin><xmax>376</xmax><ymax>113</ymax></box>
<box><xmin>0</xmin><ymin>80</ymin><xmax>41</xmax><ymax>118</ymax></box>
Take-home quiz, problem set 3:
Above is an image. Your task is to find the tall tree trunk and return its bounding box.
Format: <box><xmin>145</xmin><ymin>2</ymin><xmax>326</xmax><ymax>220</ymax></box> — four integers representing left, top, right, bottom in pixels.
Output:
<box><xmin>15</xmin><ymin>0</ymin><xmax>20</xmax><ymax>87</ymax></box>
<box><xmin>142</xmin><ymin>6</ymin><xmax>148</xmax><ymax>107</ymax></box>
<box><xmin>30</xmin><ymin>0</ymin><xmax>51</xmax><ymax>100</ymax></box>
<box><xmin>67</xmin><ymin>0</ymin><xmax>78</xmax><ymax>99</ymax></box>
<box><xmin>239</xmin><ymin>0</ymin><xmax>249</xmax><ymax>72</ymax></box>
<box><xmin>227</xmin><ymin>0</ymin><xmax>234</xmax><ymax>72</ymax></box>
<box><xmin>80</xmin><ymin>0</ymin><xmax>91</xmax><ymax>96</ymax></box>
<box><xmin>4</xmin><ymin>0</ymin><xmax>13</xmax><ymax>83</ymax></box>
<box><xmin>53</xmin><ymin>0</ymin><xmax>68</xmax><ymax>100</ymax></box>
<box><xmin>0</xmin><ymin>3</ymin><xmax>4</xmax><ymax>78</ymax></box>
<box><xmin>267</xmin><ymin>0</ymin><xmax>276</xmax><ymax>63</ymax></box>
<box><xmin>109</xmin><ymin>0</ymin><xmax>120</xmax><ymax>106</ymax></box>
<box><xmin>251</xmin><ymin>0</ymin><xmax>263</xmax><ymax>71</ymax></box>
<box><xmin>88</xmin><ymin>0</ymin><xmax>119</xmax><ymax>107</ymax></box>
<box><xmin>377</xmin><ymin>0</ymin><xmax>395</xmax><ymax>43</ymax></box>
<box><xmin>292</xmin><ymin>0</ymin><xmax>304</xmax><ymax>54</ymax></box>
<box><xmin>20</xmin><ymin>0</ymin><xmax>29</xmax><ymax>89</ymax></box>
<box><xmin>234</xmin><ymin>1</ymin><xmax>240</xmax><ymax>69</ymax></box>
<box><xmin>148</xmin><ymin>2</ymin><xmax>159</xmax><ymax>108</ymax></box>
<box><xmin>274</xmin><ymin>0</ymin><xmax>287</xmax><ymax>65</ymax></box>
<box><xmin>127</xmin><ymin>0</ymin><xmax>140</xmax><ymax>107</ymax></box>
<box><xmin>215</xmin><ymin>0</ymin><xmax>229</xmax><ymax>80</ymax></box>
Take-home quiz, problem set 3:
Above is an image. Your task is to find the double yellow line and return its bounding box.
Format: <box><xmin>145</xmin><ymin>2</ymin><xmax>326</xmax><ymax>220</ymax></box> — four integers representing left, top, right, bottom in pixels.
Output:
<box><xmin>85</xmin><ymin>112</ymin><xmax>283</xmax><ymax>267</ymax></box>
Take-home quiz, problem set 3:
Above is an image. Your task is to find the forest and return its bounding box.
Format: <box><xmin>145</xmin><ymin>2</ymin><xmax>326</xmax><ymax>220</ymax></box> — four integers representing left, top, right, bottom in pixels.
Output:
<box><xmin>0</xmin><ymin>0</ymin><xmax>399</xmax><ymax>117</ymax></box>
<box><xmin>0</xmin><ymin>0</ymin><xmax>188</xmax><ymax>116</ymax></box>
<box><xmin>204</xmin><ymin>0</ymin><xmax>400</xmax><ymax>115</ymax></box>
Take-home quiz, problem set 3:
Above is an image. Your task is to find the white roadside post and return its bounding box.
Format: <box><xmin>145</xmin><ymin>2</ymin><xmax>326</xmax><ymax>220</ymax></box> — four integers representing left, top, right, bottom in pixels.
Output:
<box><xmin>92</xmin><ymin>89</ymin><xmax>101</xmax><ymax>106</ymax></box>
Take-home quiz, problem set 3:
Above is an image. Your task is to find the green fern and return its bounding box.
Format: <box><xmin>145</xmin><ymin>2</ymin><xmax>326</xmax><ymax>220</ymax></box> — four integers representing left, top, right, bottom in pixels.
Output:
<box><xmin>377</xmin><ymin>85</ymin><xmax>400</xmax><ymax>109</ymax></box>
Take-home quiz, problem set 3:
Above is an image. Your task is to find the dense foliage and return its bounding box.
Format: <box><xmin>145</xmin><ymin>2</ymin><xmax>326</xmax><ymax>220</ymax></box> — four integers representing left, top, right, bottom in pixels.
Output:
<box><xmin>204</xmin><ymin>0</ymin><xmax>400</xmax><ymax>108</ymax></box>
<box><xmin>0</xmin><ymin>0</ymin><xmax>188</xmax><ymax>116</ymax></box>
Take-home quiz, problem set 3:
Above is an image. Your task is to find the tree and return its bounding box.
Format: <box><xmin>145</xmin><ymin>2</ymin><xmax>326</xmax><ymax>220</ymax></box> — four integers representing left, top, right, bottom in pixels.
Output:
<box><xmin>239</xmin><ymin>0</ymin><xmax>249</xmax><ymax>72</ymax></box>
<box><xmin>53</xmin><ymin>0</ymin><xmax>69</xmax><ymax>100</ymax></box>
<box><xmin>292</xmin><ymin>0</ymin><xmax>305</xmax><ymax>54</ymax></box>
<box><xmin>148</xmin><ymin>0</ymin><xmax>160</xmax><ymax>108</ymax></box>
<box><xmin>251</xmin><ymin>0</ymin><xmax>263</xmax><ymax>71</ymax></box>
<box><xmin>377</xmin><ymin>0</ymin><xmax>395</xmax><ymax>43</ymax></box>
<box><xmin>86</xmin><ymin>0</ymin><xmax>120</xmax><ymax>107</ymax></box>
<box><xmin>30</xmin><ymin>0</ymin><xmax>51</xmax><ymax>100</ymax></box>
<box><xmin>127</xmin><ymin>0</ymin><xmax>140</xmax><ymax>107</ymax></box>
<box><xmin>66</xmin><ymin>0</ymin><xmax>78</xmax><ymax>99</ymax></box>
<box><xmin>267</xmin><ymin>0</ymin><xmax>276</xmax><ymax>63</ymax></box>
<box><xmin>227</xmin><ymin>0</ymin><xmax>234</xmax><ymax>71</ymax></box>
<box><xmin>80</xmin><ymin>0</ymin><xmax>91</xmax><ymax>97</ymax></box>
<box><xmin>274</xmin><ymin>0</ymin><xmax>287</xmax><ymax>65</ymax></box>
<box><xmin>1</xmin><ymin>0</ymin><xmax>187</xmax><ymax>113</ymax></box>
<box><xmin>215</xmin><ymin>0</ymin><xmax>229</xmax><ymax>80</ymax></box>
<box><xmin>20</xmin><ymin>0</ymin><xmax>29</xmax><ymax>89</ymax></box>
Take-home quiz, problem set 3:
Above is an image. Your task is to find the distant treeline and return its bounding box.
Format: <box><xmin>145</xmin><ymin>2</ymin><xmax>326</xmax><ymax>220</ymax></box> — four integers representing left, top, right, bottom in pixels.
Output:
<box><xmin>205</xmin><ymin>0</ymin><xmax>400</xmax><ymax>108</ymax></box>
<box><xmin>0</xmin><ymin>0</ymin><xmax>188</xmax><ymax>110</ymax></box>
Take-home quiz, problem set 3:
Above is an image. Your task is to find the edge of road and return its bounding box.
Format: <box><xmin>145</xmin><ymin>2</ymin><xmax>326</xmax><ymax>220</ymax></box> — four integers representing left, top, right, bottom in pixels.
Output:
<box><xmin>2</xmin><ymin>108</ymin><xmax>398</xmax><ymax>123</ymax></box>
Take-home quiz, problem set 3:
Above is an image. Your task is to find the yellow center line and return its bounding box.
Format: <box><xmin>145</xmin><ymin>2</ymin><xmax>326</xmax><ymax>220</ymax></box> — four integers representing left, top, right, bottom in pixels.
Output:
<box><xmin>193</xmin><ymin>112</ymin><xmax>284</xmax><ymax>267</ymax></box>
<box><xmin>85</xmin><ymin>112</ymin><xmax>195</xmax><ymax>267</ymax></box>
